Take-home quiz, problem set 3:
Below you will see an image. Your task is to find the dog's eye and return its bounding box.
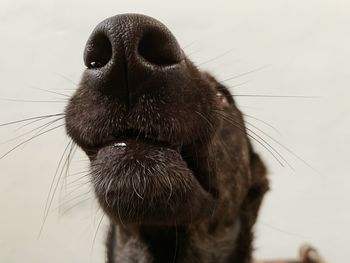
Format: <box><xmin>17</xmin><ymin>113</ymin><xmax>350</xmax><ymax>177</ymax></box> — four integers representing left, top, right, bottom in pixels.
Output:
<box><xmin>88</xmin><ymin>61</ymin><xmax>103</xmax><ymax>68</ymax></box>
<box><xmin>216</xmin><ymin>91</ymin><xmax>229</xmax><ymax>106</ymax></box>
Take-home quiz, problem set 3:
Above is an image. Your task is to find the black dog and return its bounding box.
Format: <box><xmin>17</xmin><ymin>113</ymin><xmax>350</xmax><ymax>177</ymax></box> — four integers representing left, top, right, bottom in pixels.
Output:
<box><xmin>65</xmin><ymin>14</ymin><xmax>269</xmax><ymax>263</ymax></box>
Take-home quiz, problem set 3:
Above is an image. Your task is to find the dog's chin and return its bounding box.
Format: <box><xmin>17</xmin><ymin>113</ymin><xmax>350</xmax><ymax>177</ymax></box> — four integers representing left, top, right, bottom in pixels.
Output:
<box><xmin>90</xmin><ymin>139</ymin><xmax>215</xmax><ymax>225</ymax></box>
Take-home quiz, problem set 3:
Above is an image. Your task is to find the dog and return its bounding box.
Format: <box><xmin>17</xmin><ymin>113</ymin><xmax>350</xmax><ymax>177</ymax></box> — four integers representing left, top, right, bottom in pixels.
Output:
<box><xmin>64</xmin><ymin>13</ymin><xmax>326</xmax><ymax>263</ymax></box>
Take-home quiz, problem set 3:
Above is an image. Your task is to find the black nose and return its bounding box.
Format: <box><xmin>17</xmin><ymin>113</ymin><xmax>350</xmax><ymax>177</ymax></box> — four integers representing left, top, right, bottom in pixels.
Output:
<box><xmin>83</xmin><ymin>14</ymin><xmax>184</xmax><ymax>104</ymax></box>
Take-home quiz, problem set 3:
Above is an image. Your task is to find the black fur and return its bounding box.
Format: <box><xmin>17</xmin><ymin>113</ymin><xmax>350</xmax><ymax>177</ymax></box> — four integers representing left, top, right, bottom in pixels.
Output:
<box><xmin>65</xmin><ymin>14</ymin><xmax>269</xmax><ymax>263</ymax></box>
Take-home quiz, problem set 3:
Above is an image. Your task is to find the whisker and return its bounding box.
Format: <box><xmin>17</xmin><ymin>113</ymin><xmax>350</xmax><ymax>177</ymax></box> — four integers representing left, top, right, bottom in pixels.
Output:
<box><xmin>61</xmin><ymin>196</ymin><xmax>93</xmax><ymax>215</ymax></box>
<box><xmin>258</xmin><ymin>220</ymin><xmax>309</xmax><ymax>239</ymax></box>
<box><xmin>116</xmin><ymin>191</ymin><xmax>126</xmax><ymax>228</ymax></box>
<box><xmin>182</xmin><ymin>41</ymin><xmax>196</xmax><ymax>50</ymax></box>
<box><xmin>64</xmin><ymin>181</ymin><xmax>92</xmax><ymax>200</ymax></box>
<box><xmin>232</xmin><ymin>94</ymin><xmax>321</xmax><ymax>99</ymax></box>
<box><xmin>66</xmin><ymin>172</ymin><xmax>90</xmax><ymax>187</ymax></box>
<box><xmin>66</xmin><ymin>175</ymin><xmax>91</xmax><ymax>191</ymax></box>
<box><xmin>194</xmin><ymin>110</ymin><xmax>220</xmax><ymax>199</ymax></box>
<box><xmin>15</xmin><ymin>115</ymin><xmax>59</xmax><ymax>131</ymax></box>
<box><xmin>63</xmin><ymin>143</ymin><xmax>78</xmax><ymax>193</ymax></box>
<box><xmin>21</xmin><ymin>119</ymin><xmax>65</xmax><ymax>150</ymax></box>
<box><xmin>57</xmin><ymin>190</ymin><xmax>92</xmax><ymax>211</ymax></box>
<box><xmin>165</xmin><ymin>174</ymin><xmax>173</xmax><ymax>202</ymax></box>
<box><xmin>243</xmin><ymin>113</ymin><xmax>281</xmax><ymax>135</ymax></box>
<box><xmin>45</xmin><ymin>140</ymin><xmax>74</xmax><ymax>215</ymax></box>
<box><xmin>55</xmin><ymin>72</ymin><xmax>79</xmax><ymax>86</ymax></box>
<box><xmin>38</xmin><ymin>140</ymin><xmax>73</xmax><ymax>238</ymax></box>
<box><xmin>220</xmin><ymin>65</ymin><xmax>269</xmax><ymax>83</ymax></box>
<box><xmin>197</xmin><ymin>49</ymin><xmax>233</xmax><ymax>66</ymax></box>
<box><xmin>244</xmin><ymin>118</ymin><xmax>320</xmax><ymax>174</ymax></box>
<box><xmin>30</xmin><ymin>87</ymin><xmax>71</xmax><ymax>98</ymax></box>
<box><xmin>90</xmin><ymin>213</ymin><xmax>105</xmax><ymax>262</ymax></box>
<box><xmin>0</xmin><ymin>97</ymin><xmax>65</xmax><ymax>103</ymax></box>
<box><xmin>58</xmin><ymin>142</ymin><xmax>78</xmax><ymax>214</ymax></box>
<box><xmin>0</xmin><ymin>124</ymin><xmax>64</xmax><ymax>160</ymax></box>
<box><xmin>2</xmin><ymin>117</ymin><xmax>64</xmax><ymax>144</ymax></box>
<box><xmin>131</xmin><ymin>174</ymin><xmax>144</xmax><ymax>200</ymax></box>
<box><xmin>227</xmin><ymin>81</ymin><xmax>251</xmax><ymax>89</ymax></box>
<box><xmin>186</xmin><ymin>49</ymin><xmax>201</xmax><ymax>57</ymax></box>
<box><xmin>195</xmin><ymin>111</ymin><xmax>214</xmax><ymax>131</ymax></box>
<box><xmin>66</xmin><ymin>170</ymin><xmax>91</xmax><ymax>178</ymax></box>
<box><xmin>216</xmin><ymin>110</ymin><xmax>288</xmax><ymax>168</ymax></box>
<box><xmin>0</xmin><ymin>113</ymin><xmax>64</xmax><ymax>127</ymax></box>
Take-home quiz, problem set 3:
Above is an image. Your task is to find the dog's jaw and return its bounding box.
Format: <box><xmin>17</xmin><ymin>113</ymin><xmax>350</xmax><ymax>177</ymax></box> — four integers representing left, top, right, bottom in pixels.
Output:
<box><xmin>103</xmin><ymin>110</ymin><xmax>269</xmax><ymax>263</ymax></box>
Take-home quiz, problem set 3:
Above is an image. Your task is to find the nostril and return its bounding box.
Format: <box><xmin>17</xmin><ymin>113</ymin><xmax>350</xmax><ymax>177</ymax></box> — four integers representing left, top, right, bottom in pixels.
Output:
<box><xmin>138</xmin><ymin>30</ymin><xmax>182</xmax><ymax>66</ymax></box>
<box><xmin>84</xmin><ymin>33</ymin><xmax>112</xmax><ymax>69</ymax></box>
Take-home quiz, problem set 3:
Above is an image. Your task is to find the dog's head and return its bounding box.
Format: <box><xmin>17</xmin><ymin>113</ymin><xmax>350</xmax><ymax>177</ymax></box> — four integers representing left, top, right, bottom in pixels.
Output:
<box><xmin>65</xmin><ymin>14</ymin><xmax>267</xmax><ymax>227</ymax></box>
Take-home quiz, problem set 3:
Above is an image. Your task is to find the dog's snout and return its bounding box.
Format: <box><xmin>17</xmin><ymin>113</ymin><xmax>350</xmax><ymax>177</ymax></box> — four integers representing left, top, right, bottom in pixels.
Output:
<box><xmin>83</xmin><ymin>14</ymin><xmax>183</xmax><ymax>103</ymax></box>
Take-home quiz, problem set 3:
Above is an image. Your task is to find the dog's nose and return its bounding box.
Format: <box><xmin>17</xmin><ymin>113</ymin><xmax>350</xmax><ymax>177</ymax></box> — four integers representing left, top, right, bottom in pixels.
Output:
<box><xmin>83</xmin><ymin>14</ymin><xmax>183</xmax><ymax>105</ymax></box>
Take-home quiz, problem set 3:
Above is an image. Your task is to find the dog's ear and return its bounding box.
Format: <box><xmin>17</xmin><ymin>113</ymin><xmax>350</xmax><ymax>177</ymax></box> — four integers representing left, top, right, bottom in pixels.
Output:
<box><xmin>241</xmin><ymin>148</ymin><xmax>269</xmax><ymax>227</ymax></box>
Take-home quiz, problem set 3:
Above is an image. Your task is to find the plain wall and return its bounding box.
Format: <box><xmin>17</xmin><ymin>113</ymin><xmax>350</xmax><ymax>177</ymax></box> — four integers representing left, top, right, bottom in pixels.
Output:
<box><xmin>0</xmin><ymin>0</ymin><xmax>349</xmax><ymax>262</ymax></box>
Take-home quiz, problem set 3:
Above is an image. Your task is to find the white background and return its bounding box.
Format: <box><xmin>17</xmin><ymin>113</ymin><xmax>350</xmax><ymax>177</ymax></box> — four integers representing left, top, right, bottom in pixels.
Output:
<box><xmin>0</xmin><ymin>0</ymin><xmax>349</xmax><ymax>262</ymax></box>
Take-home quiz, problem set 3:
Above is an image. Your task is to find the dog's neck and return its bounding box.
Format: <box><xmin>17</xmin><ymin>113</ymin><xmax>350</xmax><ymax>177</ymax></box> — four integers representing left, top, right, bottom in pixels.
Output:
<box><xmin>106</xmin><ymin>219</ymin><xmax>247</xmax><ymax>263</ymax></box>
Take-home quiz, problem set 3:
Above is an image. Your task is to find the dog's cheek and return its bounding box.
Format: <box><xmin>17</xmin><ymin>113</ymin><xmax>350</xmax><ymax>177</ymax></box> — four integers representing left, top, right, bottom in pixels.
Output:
<box><xmin>242</xmin><ymin>151</ymin><xmax>269</xmax><ymax>227</ymax></box>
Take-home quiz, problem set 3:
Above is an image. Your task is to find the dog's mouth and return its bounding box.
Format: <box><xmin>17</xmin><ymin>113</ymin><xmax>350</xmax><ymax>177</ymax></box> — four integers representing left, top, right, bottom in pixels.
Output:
<box><xmin>88</xmin><ymin>128</ymin><xmax>216</xmax><ymax>225</ymax></box>
<box><xmin>99</xmin><ymin>129</ymin><xmax>182</xmax><ymax>153</ymax></box>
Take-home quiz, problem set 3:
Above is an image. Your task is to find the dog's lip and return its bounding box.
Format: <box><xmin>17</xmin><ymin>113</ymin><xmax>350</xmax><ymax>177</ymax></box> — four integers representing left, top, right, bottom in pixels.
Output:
<box><xmin>99</xmin><ymin>130</ymin><xmax>182</xmax><ymax>152</ymax></box>
<box><xmin>91</xmin><ymin>138</ymin><xmax>216</xmax><ymax>224</ymax></box>
<box><xmin>90</xmin><ymin>129</ymin><xmax>213</xmax><ymax>196</ymax></box>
